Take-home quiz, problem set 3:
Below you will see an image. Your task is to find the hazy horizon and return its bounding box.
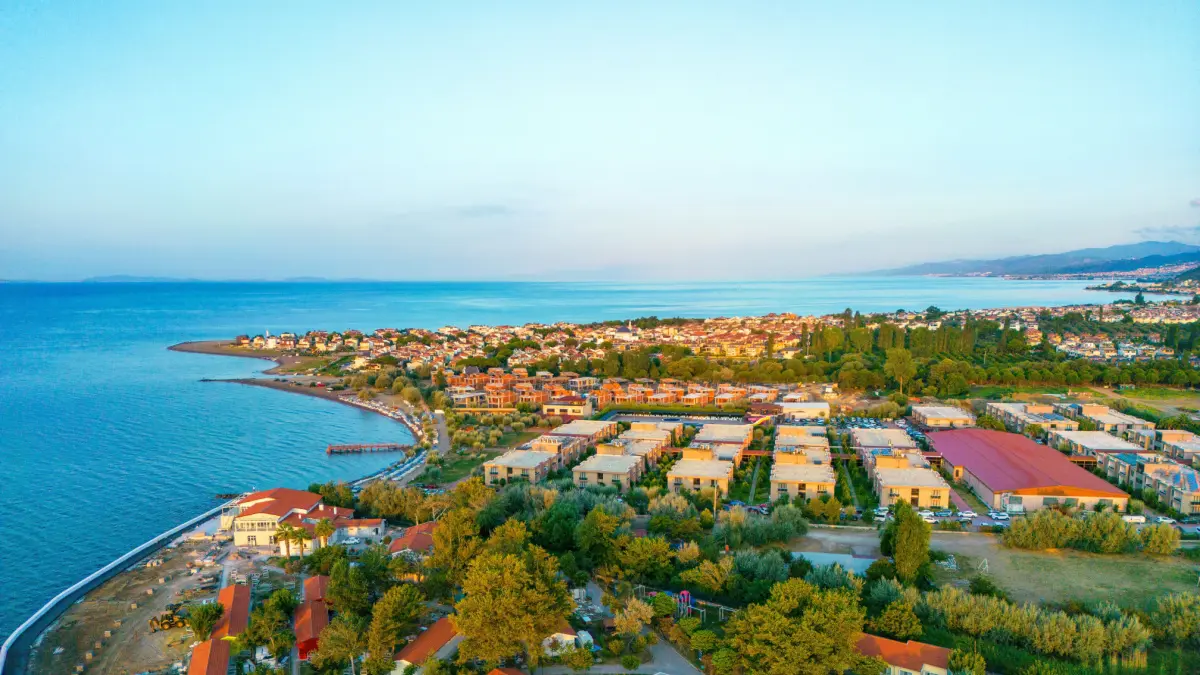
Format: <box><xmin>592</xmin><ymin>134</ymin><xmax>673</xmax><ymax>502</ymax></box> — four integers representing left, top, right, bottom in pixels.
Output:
<box><xmin>2</xmin><ymin>2</ymin><xmax>1198</xmax><ymax>281</ymax></box>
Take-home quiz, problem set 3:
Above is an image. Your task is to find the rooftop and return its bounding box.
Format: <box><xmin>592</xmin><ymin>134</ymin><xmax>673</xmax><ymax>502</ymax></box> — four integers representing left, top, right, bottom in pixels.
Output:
<box><xmin>551</xmin><ymin>420</ymin><xmax>615</xmax><ymax>437</ymax></box>
<box><xmin>771</xmin><ymin>463</ymin><xmax>837</xmax><ymax>483</ymax></box>
<box><xmin>912</xmin><ymin>405</ymin><xmax>974</xmax><ymax>421</ymax></box>
<box><xmin>775</xmin><ymin>425</ymin><xmax>828</xmax><ymax>439</ymax></box>
<box><xmin>931</xmin><ymin>429</ymin><xmax>1128</xmax><ymax>497</ymax></box>
<box><xmin>395</xmin><ymin>616</ymin><xmax>459</xmax><ymax>665</ymax></box>
<box><xmin>694</xmin><ymin>424</ymin><xmax>754</xmax><ymax>444</ymax></box>
<box><xmin>1051</xmin><ymin>430</ymin><xmax>1143</xmax><ymax>451</ymax></box>
<box><xmin>486</xmin><ymin>450</ymin><xmax>558</xmax><ymax>469</ymax></box>
<box><xmin>574</xmin><ymin>454</ymin><xmax>643</xmax><ymax>473</ymax></box>
<box><xmin>667</xmin><ymin>458</ymin><xmax>735</xmax><ymax>480</ymax></box>
<box><xmin>875</xmin><ymin>466</ymin><xmax>950</xmax><ymax>489</ymax></box>
<box><xmin>855</xmin><ymin>634</ymin><xmax>950</xmax><ymax>672</ymax></box>
<box><xmin>852</xmin><ymin>428</ymin><xmax>917</xmax><ymax>449</ymax></box>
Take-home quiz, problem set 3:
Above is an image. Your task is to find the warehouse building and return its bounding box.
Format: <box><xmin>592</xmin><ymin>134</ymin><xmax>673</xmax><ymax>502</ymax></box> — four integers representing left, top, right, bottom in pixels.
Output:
<box><xmin>930</xmin><ymin>429</ymin><xmax>1128</xmax><ymax>514</ymax></box>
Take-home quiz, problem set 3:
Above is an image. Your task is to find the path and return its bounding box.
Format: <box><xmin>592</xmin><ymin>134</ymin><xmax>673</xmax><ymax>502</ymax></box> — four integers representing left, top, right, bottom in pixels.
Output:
<box><xmin>538</xmin><ymin>639</ymin><xmax>701</xmax><ymax>675</ymax></box>
<box><xmin>434</xmin><ymin>410</ymin><xmax>450</xmax><ymax>456</ymax></box>
<box><xmin>839</xmin><ymin>460</ymin><xmax>862</xmax><ymax>510</ymax></box>
<box><xmin>746</xmin><ymin>457</ymin><xmax>763</xmax><ymax>503</ymax></box>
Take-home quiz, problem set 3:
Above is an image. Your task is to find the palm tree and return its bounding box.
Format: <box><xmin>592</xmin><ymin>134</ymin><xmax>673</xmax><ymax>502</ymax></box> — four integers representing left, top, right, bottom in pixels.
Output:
<box><xmin>314</xmin><ymin>518</ymin><xmax>335</xmax><ymax>549</ymax></box>
<box><xmin>294</xmin><ymin>529</ymin><xmax>313</xmax><ymax>556</ymax></box>
<box><xmin>273</xmin><ymin>523</ymin><xmax>296</xmax><ymax>558</ymax></box>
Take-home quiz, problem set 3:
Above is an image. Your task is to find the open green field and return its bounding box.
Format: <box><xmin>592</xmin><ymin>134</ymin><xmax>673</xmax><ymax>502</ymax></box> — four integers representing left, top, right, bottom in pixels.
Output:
<box><xmin>426</xmin><ymin>448</ymin><xmax>505</xmax><ymax>484</ymax></box>
<box><xmin>1113</xmin><ymin>386</ymin><xmax>1200</xmax><ymax>401</ymax></box>
<box><xmin>969</xmin><ymin>385</ymin><xmax>1072</xmax><ymax>400</ymax></box>
<box><xmin>497</xmin><ymin>430</ymin><xmax>540</xmax><ymax>447</ymax></box>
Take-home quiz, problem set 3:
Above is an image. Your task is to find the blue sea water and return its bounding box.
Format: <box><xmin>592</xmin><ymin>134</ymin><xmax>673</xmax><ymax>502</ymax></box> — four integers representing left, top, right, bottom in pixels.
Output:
<box><xmin>0</xmin><ymin>278</ymin><xmax>1125</xmax><ymax>640</ymax></box>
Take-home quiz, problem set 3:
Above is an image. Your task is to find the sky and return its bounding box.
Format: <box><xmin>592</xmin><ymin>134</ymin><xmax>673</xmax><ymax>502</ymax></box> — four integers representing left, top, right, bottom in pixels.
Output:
<box><xmin>1</xmin><ymin>1</ymin><xmax>1198</xmax><ymax>281</ymax></box>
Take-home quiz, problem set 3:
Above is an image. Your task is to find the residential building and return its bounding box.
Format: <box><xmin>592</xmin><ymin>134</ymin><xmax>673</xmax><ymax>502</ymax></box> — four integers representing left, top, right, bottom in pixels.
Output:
<box><xmin>389</xmin><ymin>521</ymin><xmax>438</xmax><ymax>558</ymax></box>
<box><xmin>530</xmin><ymin>434</ymin><xmax>587</xmax><ymax>467</ymax></box>
<box><xmin>549</xmin><ymin>419</ymin><xmax>618</xmax><ymax>444</ymax></box>
<box><xmin>483</xmin><ymin>450</ymin><xmax>558</xmax><ymax>486</ymax></box>
<box><xmin>855</xmin><ymin>633</ymin><xmax>950</xmax><ymax>675</ymax></box>
<box><xmin>984</xmin><ymin>402</ymin><xmax>1079</xmax><ymax>433</ymax></box>
<box><xmin>1099</xmin><ymin>453</ymin><xmax>1200</xmax><ymax>516</ymax></box>
<box><xmin>667</xmin><ymin>458</ymin><xmax>735</xmax><ymax>495</ymax></box>
<box><xmin>573</xmin><ymin>453</ymin><xmax>644</xmax><ymax>491</ymax></box>
<box><xmin>224</xmin><ymin>488</ymin><xmax>366</xmax><ymax>554</ymax></box>
<box><xmin>392</xmin><ymin>617</ymin><xmax>462</xmax><ymax>674</ymax></box>
<box><xmin>295</xmin><ymin>575</ymin><xmax>330</xmax><ymax>661</ymax></box>
<box><xmin>596</xmin><ymin>437</ymin><xmax>668</xmax><ymax>467</ymax></box>
<box><xmin>931</xmin><ymin>429</ymin><xmax>1129</xmax><ymax>513</ymax></box>
<box><xmin>778</xmin><ymin>401</ymin><xmax>831</xmax><ymax>420</ymax></box>
<box><xmin>874</xmin><ymin>466</ymin><xmax>950</xmax><ymax>509</ymax></box>
<box><xmin>1056</xmin><ymin>403</ymin><xmax>1155</xmax><ymax>434</ymax></box>
<box><xmin>911</xmin><ymin>405</ymin><xmax>975</xmax><ymax>429</ymax></box>
<box><xmin>542</xmin><ymin>397</ymin><xmax>594</xmax><ymax>418</ymax></box>
<box><xmin>852</xmin><ymin>429</ymin><xmax>918</xmax><ymax>454</ymax></box>
<box><xmin>1047</xmin><ymin>430</ymin><xmax>1144</xmax><ymax>456</ymax></box>
<box><xmin>770</xmin><ymin>460</ymin><xmax>837</xmax><ymax>501</ymax></box>
<box><xmin>186</xmin><ymin>585</ymin><xmax>251</xmax><ymax>675</ymax></box>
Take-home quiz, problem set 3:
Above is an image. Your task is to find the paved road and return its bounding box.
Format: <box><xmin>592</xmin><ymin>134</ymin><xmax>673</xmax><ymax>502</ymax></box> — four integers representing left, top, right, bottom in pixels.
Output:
<box><xmin>538</xmin><ymin>638</ymin><xmax>701</xmax><ymax>675</ymax></box>
<box><xmin>434</xmin><ymin>410</ymin><xmax>450</xmax><ymax>456</ymax></box>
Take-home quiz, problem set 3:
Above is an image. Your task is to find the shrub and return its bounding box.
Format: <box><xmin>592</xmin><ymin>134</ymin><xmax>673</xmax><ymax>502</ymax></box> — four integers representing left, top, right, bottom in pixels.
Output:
<box><xmin>620</xmin><ymin>654</ymin><xmax>641</xmax><ymax>671</ymax></box>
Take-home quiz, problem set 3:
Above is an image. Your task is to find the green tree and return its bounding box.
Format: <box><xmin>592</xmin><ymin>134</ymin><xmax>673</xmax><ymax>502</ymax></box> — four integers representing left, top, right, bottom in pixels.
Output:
<box><xmin>561</xmin><ymin>645</ymin><xmax>595</xmax><ymax>671</ymax></box>
<box><xmin>364</xmin><ymin>585</ymin><xmax>426</xmax><ymax>675</ymax></box>
<box><xmin>889</xmin><ymin>502</ymin><xmax>930</xmax><ymax>583</ymax></box>
<box><xmin>274</xmin><ymin>522</ymin><xmax>298</xmax><ymax>558</ymax></box>
<box><xmin>454</xmin><ymin>546</ymin><xmax>573</xmax><ymax>669</ymax></box>
<box><xmin>651</xmin><ymin>592</ymin><xmax>678</xmax><ymax>618</ymax></box>
<box><xmin>314</xmin><ymin>518</ymin><xmax>336</xmax><ymax>549</ymax></box>
<box><xmin>575</xmin><ymin>508</ymin><xmax>622</xmax><ymax>568</ymax></box>
<box><xmin>724</xmin><ymin>578</ymin><xmax>875</xmax><ymax>675</ymax></box>
<box><xmin>328</xmin><ymin>558</ymin><xmax>372</xmax><ymax>616</ymax></box>
<box><xmin>690</xmin><ymin>629</ymin><xmax>718</xmax><ymax>654</ymax></box>
<box><xmin>1139</xmin><ymin>523</ymin><xmax>1181</xmax><ymax>555</ymax></box>
<box><xmin>1151</xmin><ymin>592</ymin><xmax>1200</xmax><ymax>645</ymax></box>
<box><xmin>883</xmin><ymin>348</ymin><xmax>917</xmax><ymax>395</ymax></box>
<box><xmin>948</xmin><ymin>649</ymin><xmax>987</xmax><ymax>675</ymax></box>
<box><xmin>620</xmin><ymin>654</ymin><xmax>641</xmax><ymax>671</ymax></box>
<box><xmin>185</xmin><ymin>601</ymin><xmax>224</xmax><ymax>641</ymax></box>
<box><xmin>975</xmin><ymin>415</ymin><xmax>1006</xmax><ymax>432</ymax></box>
<box><xmin>312</xmin><ymin>613</ymin><xmax>368</xmax><ymax>675</ymax></box>
<box><xmin>868</xmin><ymin>600</ymin><xmax>923</xmax><ymax>640</ymax></box>
<box><xmin>427</xmin><ymin>507</ymin><xmax>483</xmax><ymax>589</ymax></box>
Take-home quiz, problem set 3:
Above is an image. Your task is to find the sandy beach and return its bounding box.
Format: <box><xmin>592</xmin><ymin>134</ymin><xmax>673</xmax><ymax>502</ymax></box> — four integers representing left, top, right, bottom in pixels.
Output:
<box><xmin>168</xmin><ymin>341</ymin><xmax>312</xmax><ymax>375</ymax></box>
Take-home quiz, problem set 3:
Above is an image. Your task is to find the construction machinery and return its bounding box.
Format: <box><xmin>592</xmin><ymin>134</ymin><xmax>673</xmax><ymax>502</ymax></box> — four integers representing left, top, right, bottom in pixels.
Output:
<box><xmin>148</xmin><ymin>607</ymin><xmax>187</xmax><ymax>633</ymax></box>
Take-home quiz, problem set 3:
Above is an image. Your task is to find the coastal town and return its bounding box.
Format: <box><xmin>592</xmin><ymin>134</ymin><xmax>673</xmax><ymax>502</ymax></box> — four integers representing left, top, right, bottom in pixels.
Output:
<box><xmin>19</xmin><ymin>296</ymin><xmax>1200</xmax><ymax>675</ymax></box>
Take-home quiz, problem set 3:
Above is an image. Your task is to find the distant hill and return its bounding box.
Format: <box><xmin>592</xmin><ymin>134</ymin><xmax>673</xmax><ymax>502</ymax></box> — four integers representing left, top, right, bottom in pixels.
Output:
<box><xmin>81</xmin><ymin>275</ymin><xmax>200</xmax><ymax>283</ymax></box>
<box><xmin>874</xmin><ymin>241</ymin><xmax>1200</xmax><ymax>276</ymax></box>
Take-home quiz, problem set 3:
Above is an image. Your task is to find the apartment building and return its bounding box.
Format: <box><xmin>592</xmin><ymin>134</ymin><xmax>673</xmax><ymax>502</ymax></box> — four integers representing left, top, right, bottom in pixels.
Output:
<box><xmin>911</xmin><ymin>405</ymin><xmax>975</xmax><ymax>429</ymax></box>
<box><xmin>667</xmin><ymin>458</ymin><xmax>735</xmax><ymax>495</ymax></box>
<box><xmin>483</xmin><ymin>450</ymin><xmax>558</xmax><ymax>486</ymax></box>
<box><xmin>983</xmin><ymin>402</ymin><xmax>1080</xmax><ymax>433</ymax></box>
<box><xmin>549</xmin><ymin>419</ymin><xmax>618</xmax><ymax>444</ymax></box>
<box><xmin>573</xmin><ymin>453</ymin><xmax>644</xmax><ymax>491</ymax></box>
<box><xmin>770</xmin><ymin>460</ymin><xmax>837</xmax><ymax>502</ymax></box>
<box><xmin>1099</xmin><ymin>453</ymin><xmax>1200</xmax><ymax>516</ymax></box>
<box><xmin>1056</xmin><ymin>403</ymin><xmax>1155</xmax><ymax>434</ymax></box>
<box><xmin>1047</xmin><ymin>430</ymin><xmax>1145</xmax><ymax>456</ymax></box>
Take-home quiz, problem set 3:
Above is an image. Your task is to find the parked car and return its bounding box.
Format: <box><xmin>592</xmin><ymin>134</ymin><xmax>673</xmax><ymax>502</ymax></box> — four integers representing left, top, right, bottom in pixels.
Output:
<box><xmin>935</xmin><ymin>510</ymin><xmax>953</xmax><ymax>518</ymax></box>
<box><xmin>1154</xmin><ymin>516</ymin><xmax>1176</xmax><ymax>525</ymax></box>
<box><xmin>918</xmin><ymin>510</ymin><xmax>935</xmax><ymax>518</ymax></box>
<box><xmin>1122</xmin><ymin>514</ymin><xmax>1147</xmax><ymax>524</ymax></box>
<box><xmin>921</xmin><ymin>515</ymin><xmax>937</xmax><ymax>524</ymax></box>
<box><xmin>959</xmin><ymin>510</ymin><xmax>978</xmax><ymax>518</ymax></box>
<box><xmin>958</xmin><ymin>516</ymin><xmax>974</xmax><ymax>524</ymax></box>
<box><xmin>993</xmin><ymin>512</ymin><xmax>1010</xmax><ymax>521</ymax></box>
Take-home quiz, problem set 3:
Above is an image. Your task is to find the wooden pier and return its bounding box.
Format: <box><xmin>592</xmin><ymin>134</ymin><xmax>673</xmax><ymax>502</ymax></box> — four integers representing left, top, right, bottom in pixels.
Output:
<box><xmin>327</xmin><ymin>443</ymin><xmax>410</xmax><ymax>455</ymax></box>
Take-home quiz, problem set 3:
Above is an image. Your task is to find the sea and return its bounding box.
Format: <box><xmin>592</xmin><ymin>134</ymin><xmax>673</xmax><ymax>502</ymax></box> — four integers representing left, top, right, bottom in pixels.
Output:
<box><xmin>0</xmin><ymin>278</ymin><xmax>1130</xmax><ymax>641</ymax></box>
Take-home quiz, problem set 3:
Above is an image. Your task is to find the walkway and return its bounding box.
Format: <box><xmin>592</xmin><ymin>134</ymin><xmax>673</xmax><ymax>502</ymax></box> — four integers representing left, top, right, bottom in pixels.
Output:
<box><xmin>839</xmin><ymin>460</ymin><xmax>862</xmax><ymax>510</ymax></box>
<box><xmin>434</xmin><ymin>410</ymin><xmax>450</xmax><ymax>457</ymax></box>
<box><xmin>746</xmin><ymin>457</ymin><xmax>764</xmax><ymax>504</ymax></box>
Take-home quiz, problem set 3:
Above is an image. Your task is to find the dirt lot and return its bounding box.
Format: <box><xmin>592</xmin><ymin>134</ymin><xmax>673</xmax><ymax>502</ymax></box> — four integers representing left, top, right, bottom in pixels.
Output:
<box><xmin>792</xmin><ymin>527</ymin><xmax>1200</xmax><ymax>608</ymax></box>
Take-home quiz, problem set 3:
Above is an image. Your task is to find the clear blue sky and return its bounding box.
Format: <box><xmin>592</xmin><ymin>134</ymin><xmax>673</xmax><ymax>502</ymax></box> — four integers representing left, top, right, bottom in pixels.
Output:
<box><xmin>1</xmin><ymin>1</ymin><xmax>1197</xmax><ymax>280</ymax></box>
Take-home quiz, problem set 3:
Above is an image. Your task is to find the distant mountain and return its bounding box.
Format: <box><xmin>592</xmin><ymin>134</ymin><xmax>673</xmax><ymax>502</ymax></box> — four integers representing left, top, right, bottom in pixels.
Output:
<box><xmin>1059</xmin><ymin>250</ymin><xmax>1200</xmax><ymax>274</ymax></box>
<box><xmin>82</xmin><ymin>275</ymin><xmax>201</xmax><ymax>283</ymax></box>
<box><xmin>874</xmin><ymin>241</ymin><xmax>1200</xmax><ymax>276</ymax></box>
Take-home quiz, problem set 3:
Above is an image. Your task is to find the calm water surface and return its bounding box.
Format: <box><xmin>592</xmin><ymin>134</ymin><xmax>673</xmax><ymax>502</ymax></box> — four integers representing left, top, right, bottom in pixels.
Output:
<box><xmin>0</xmin><ymin>278</ymin><xmax>1126</xmax><ymax>638</ymax></box>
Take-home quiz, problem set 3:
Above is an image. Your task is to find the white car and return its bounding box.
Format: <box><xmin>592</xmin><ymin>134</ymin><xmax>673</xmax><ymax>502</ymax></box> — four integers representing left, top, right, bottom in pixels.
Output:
<box><xmin>993</xmin><ymin>512</ymin><xmax>1010</xmax><ymax>521</ymax></box>
<box><xmin>922</xmin><ymin>515</ymin><xmax>937</xmax><ymax>524</ymax></box>
<box><xmin>1121</xmin><ymin>514</ymin><xmax>1147</xmax><ymax>524</ymax></box>
<box><xmin>959</xmin><ymin>510</ymin><xmax>977</xmax><ymax>519</ymax></box>
<box><xmin>1154</xmin><ymin>516</ymin><xmax>1176</xmax><ymax>525</ymax></box>
<box><xmin>918</xmin><ymin>510</ymin><xmax>935</xmax><ymax>518</ymax></box>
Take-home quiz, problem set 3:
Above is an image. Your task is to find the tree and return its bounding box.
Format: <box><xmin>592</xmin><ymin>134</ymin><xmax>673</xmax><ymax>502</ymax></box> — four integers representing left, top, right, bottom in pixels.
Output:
<box><xmin>884</xmin><ymin>348</ymin><xmax>917</xmax><ymax>395</ymax></box>
<box><xmin>561</xmin><ymin>645</ymin><xmax>595</xmax><ymax>671</ymax></box>
<box><xmin>680</xmin><ymin>557</ymin><xmax>734</xmax><ymax>595</ymax></box>
<box><xmin>427</xmin><ymin>508</ymin><xmax>483</xmax><ymax>589</ymax></box>
<box><xmin>949</xmin><ymin>649</ymin><xmax>987</xmax><ymax>675</ymax></box>
<box><xmin>620</xmin><ymin>654</ymin><xmax>641</xmax><ymax>671</ymax></box>
<box><xmin>614</xmin><ymin>598</ymin><xmax>654</xmax><ymax>638</ymax></box>
<box><xmin>454</xmin><ymin>546</ymin><xmax>573</xmax><ymax>668</ymax></box>
<box><xmin>868</xmin><ymin>600</ymin><xmax>923</xmax><ymax>640</ymax></box>
<box><xmin>484</xmin><ymin>518</ymin><xmax>530</xmax><ymax>556</ymax></box>
<box><xmin>328</xmin><ymin>558</ymin><xmax>372</xmax><ymax>616</ymax></box>
<box><xmin>274</xmin><ymin>523</ymin><xmax>298</xmax><ymax>558</ymax></box>
<box><xmin>575</xmin><ymin>508</ymin><xmax>622</xmax><ymax>568</ymax></box>
<box><xmin>689</xmin><ymin>629</ymin><xmax>718</xmax><ymax>654</ymax></box>
<box><xmin>975</xmin><ymin>414</ymin><xmax>1006</xmax><ymax>432</ymax></box>
<box><xmin>1139</xmin><ymin>523</ymin><xmax>1180</xmax><ymax>555</ymax></box>
<box><xmin>724</xmin><ymin>578</ymin><xmax>875</xmax><ymax>675</ymax></box>
<box><xmin>364</xmin><ymin>585</ymin><xmax>426</xmax><ymax>675</ymax></box>
<box><xmin>312</xmin><ymin>614</ymin><xmax>368</xmax><ymax>675</ymax></box>
<box><xmin>1151</xmin><ymin>592</ymin><xmax>1200</xmax><ymax>645</ymax></box>
<box><xmin>651</xmin><ymin>592</ymin><xmax>678</xmax><ymax>618</ymax></box>
<box><xmin>314</xmin><ymin>518</ymin><xmax>336</xmax><ymax>549</ymax></box>
<box><xmin>888</xmin><ymin>502</ymin><xmax>930</xmax><ymax>583</ymax></box>
<box><xmin>185</xmin><ymin>602</ymin><xmax>224</xmax><ymax>641</ymax></box>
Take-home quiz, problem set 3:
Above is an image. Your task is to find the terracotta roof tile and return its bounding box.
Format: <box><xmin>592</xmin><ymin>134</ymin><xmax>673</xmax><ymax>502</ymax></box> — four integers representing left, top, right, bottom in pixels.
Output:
<box><xmin>855</xmin><ymin>633</ymin><xmax>950</xmax><ymax>671</ymax></box>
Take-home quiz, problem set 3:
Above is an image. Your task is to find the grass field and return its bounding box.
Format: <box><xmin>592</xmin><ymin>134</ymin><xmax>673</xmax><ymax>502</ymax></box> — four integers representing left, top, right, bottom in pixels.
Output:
<box><xmin>796</xmin><ymin>528</ymin><xmax>1200</xmax><ymax>609</ymax></box>
<box><xmin>497</xmin><ymin>430</ymin><xmax>540</xmax><ymax>447</ymax></box>
<box><xmin>969</xmin><ymin>385</ymin><xmax>1072</xmax><ymax>400</ymax></box>
<box><xmin>1113</xmin><ymin>386</ymin><xmax>1200</xmax><ymax>401</ymax></box>
<box><xmin>428</xmin><ymin>448</ymin><xmax>505</xmax><ymax>484</ymax></box>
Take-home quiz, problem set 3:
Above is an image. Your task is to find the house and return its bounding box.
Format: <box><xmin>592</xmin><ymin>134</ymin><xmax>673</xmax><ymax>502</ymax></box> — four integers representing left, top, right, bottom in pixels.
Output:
<box><xmin>549</xmin><ymin>419</ymin><xmax>618</xmax><ymax>443</ymax></box>
<box><xmin>294</xmin><ymin>576</ymin><xmax>330</xmax><ymax>661</ymax></box>
<box><xmin>389</xmin><ymin>521</ymin><xmax>438</xmax><ymax>557</ymax></box>
<box><xmin>224</xmin><ymin>487</ymin><xmax>379</xmax><ymax>555</ymax></box>
<box><xmin>873</xmin><ymin>466</ymin><xmax>951</xmax><ymax>509</ymax></box>
<box><xmin>392</xmin><ymin>617</ymin><xmax>462</xmax><ymax>674</ymax></box>
<box><xmin>855</xmin><ymin>633</ymin><xmax>950</xmax><ymax>675</ymax></box>
<box><xmin>186</xmin><ymin>584</ymin><xmax>251</xmax><ymax>675</ymax></box>
<box><xmin>542</xmin><ymin>397</ymin><xmax>594</xmax><ymax>418</ymax></box>
<box><xmin>543</xmin><ymin>620</ymin><xmax>579</xmax><ymax>656</ymax></box>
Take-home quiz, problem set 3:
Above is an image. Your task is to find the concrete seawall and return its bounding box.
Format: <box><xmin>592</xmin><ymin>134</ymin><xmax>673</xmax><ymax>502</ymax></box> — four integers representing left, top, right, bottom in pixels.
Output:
<box><xmin>0</xmin><ymin>500</ymin><xmax>234</xmax><ymax>675</ymax></box>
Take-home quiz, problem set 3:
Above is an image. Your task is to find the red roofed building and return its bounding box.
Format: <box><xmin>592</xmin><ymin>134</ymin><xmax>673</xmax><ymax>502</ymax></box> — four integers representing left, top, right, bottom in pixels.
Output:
<box><xmin>930</xmin><ymin>428</ymin><xmax>1128</xmax><ymax>514</ymax></box>
<box><xmin>389</xmin><ymin>521</ymin><xmax>438</xmax><ymax>557</ymax></box>
<box><xmin>187</xmin><ymin>637</ymin><xmax>232</xmax><ymax>675</ymax></box>
<box><xmin>394</xmin><ymin>616</ymin><xmax>461</xmax><ymax>673</ymax></box>
<box><xmin>223</xmin><ymin>487</ymin><xmax>386</xmax><ymax>555</ymax></box>
<box><xmin>295</xmin><ymin>574</ymin><xmax>331</xmax><ymax>661</ymax></box>
<box><xmin>488</xmin><ymin>669</ymin><xmax>526</xmax><ymax>675</ymax></box>
<box><xmin>855</xmin><ymin>633</ymin><xmax>950</xmax><ymax>675</ymax></box>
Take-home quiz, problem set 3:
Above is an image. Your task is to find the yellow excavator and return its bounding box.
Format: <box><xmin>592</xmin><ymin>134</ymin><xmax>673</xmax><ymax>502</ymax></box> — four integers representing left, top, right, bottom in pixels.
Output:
<box><xmin>148</xmin><ymin>605</ymin><xmax>187</xmax><ymax>632</ymax></box>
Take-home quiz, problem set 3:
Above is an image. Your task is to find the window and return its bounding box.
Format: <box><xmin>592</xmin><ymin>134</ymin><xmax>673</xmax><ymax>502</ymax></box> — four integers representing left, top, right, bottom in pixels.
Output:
<box><xmin>247</xmin><ymin>536</ymin><xmax>257</xmax><ymax>546</ymax></box>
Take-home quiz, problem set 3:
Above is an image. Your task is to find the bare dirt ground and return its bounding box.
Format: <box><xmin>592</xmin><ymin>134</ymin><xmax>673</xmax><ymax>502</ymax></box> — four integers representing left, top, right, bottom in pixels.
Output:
<box><xmin>28</xmin><ymin>536</ymin><xmax>228</xmax><ymax>675</ymax></box>
<box><xmin>792</xmin><ymin>527</ymin><xmax>1200</xmax><ymax>608</ymax></box>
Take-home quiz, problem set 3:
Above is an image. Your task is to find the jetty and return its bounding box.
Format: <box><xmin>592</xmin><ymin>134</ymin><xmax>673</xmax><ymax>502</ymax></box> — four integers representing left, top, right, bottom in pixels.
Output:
<box><xmin>326</xmin><ymin>442</ymin><xmax>410</xmax><ymax>455</ymax></box>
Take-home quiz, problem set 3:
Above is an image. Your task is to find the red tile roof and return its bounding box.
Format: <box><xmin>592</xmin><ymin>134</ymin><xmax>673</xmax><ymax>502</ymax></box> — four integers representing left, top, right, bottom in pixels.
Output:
<box><xmin>235</xmin><ymin>488</ymin><xmax>322</xmax><ymax>518</ymax></box>
<box><xmin>294</xmin><ymin>598</ymin><xmax>329</xmax><ymax>646</ymax></box>
<box><xmin>187</xmin><ymin>638</ymin><xmax>231</xmax><ymax>675</ymax></box>
<box><xmin>212</xmin><ymin>584</ymin><xmax>250</xmax><ymax>638</ymax></box>
<box><xmin>304</xmin><ymin>575</ymin><xmax>329</xmax><ymax>602</ymax></box>
<box><xmin>390</xmin><ymin>521</ymin><xmax>438</xmax><ymax>554</ymax></box>
<box><xmin>856</xmin><ymin>633</ymin><xmax>950</xmax><ymax>671</ymax></box>
<box><xmin>488</xmin><ymin>669</ymin><xmax>526</xmax><ymax>675</ymax></box>
<box><xmin>395</xmin><ymin>616</ymin><xmax>458</xmax><ymax>665</ymax></box>
<box><xmin>930</xmin><ymin>429</ymin><xmax>1127</xmax><ymax>497</ymax></box>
